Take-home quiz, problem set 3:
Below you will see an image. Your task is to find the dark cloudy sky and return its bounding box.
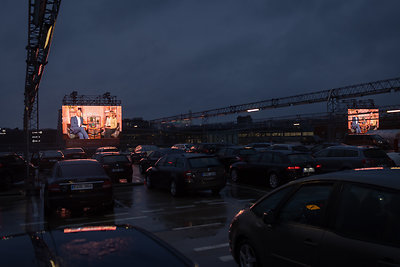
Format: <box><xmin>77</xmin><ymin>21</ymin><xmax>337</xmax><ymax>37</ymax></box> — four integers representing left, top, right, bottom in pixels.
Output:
<box><xmin>1</xmin><ymin>0</ymin><xmax>400</xmax><ymax>129</ymax></box>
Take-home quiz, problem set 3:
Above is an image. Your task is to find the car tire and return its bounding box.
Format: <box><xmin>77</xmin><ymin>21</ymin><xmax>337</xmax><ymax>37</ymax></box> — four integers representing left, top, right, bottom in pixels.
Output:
<box><xmin>237</xmin><ymin>239</ymin><xmax>260</xmax><ymax>267</ymax></box>
<box><xmin>170</xmin><ymin>180</ymin><xmax>180</xmax><ymax>197</ymax></box>
<box><xmin>268</xmin><ymin>173</ymin><xmax>280</xmax><ymax>189</ymax></box>
<box><xmin>231</xmin><ymin>169</ymin><xmax>239</xmax><ymax>183</ymax></box>
<box><xmin>145</xmin><ymin>175</ymin><xmax>153</xmax><ymax>189</ymax></box>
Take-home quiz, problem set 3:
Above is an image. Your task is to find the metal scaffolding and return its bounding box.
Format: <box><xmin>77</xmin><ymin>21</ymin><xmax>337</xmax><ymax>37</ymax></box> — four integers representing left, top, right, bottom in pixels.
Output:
<box><xmin>150</xmin><ymin>77</ymin><xmax>400</xmax><ymax>123</ymax></box>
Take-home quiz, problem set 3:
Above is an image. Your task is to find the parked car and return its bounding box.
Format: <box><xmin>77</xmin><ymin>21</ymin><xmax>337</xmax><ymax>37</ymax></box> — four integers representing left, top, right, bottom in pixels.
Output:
<box><xmin>310</xmin><ymin>142</ymin><xmax>342</xmax><ymax>155</ymax></box>
<box><xmin>230</xmin><ymin>151</ymin><xmax>321</xmax><ymax>188</ymax></box>
<box><xmin>131</xmin><ymin>145</ymin><xmax>159</xmax><ymax>164</ymax></box>
<box><xmin>270</xmin><ymin>144</ymin><xmax>310</xmax><ymax>153</ymax></box>
<box><xmin>313</xmin><ymin>145</ymin><xmax>394</xmax><ymax>172</ymax></box>
<box><xmin>244</xmin><ymin>142</ymin><xmax>273</xmax><ymax>151</ymax></box>
<box><xmin>0</xmin><ymin>152</ymin><xmax>37</xmax><ymax>189</ymax></box>
<box><xmin>229</xmin><ymin>168</ymin><xmax>400</xmax><ymax>267</ymax></box>
<box><xmin>0</xmin><ymin>225</ymin><xmax>196</xmax><ymax>267</ymax></box>
<box><xmin>217</xmin><ymin>146</ymin><xmax>257</xmax><ymax>173</ymax></box>
<box><xmin>44</xmin><ymin>159</ymin><xmax>113</xmax><ymax>214</ymax></box>
<box><xmin>138</xmin><ymin>148</ymin><xmax>185</xmax><ymax>174</ymax></box>
<box><xmin>195</xmin><ymin>143</ymin><xmax>226</xmax><ymax>154</ymax></box>
<box><xmin>31</xmin><ymin>150</ymin><xmax>64</xmax><ymax>171</ymax></box>
<box><xmin>343</xmin><ymin>134</ymin><xmax>391</xmax><ymax>150</ymax></box>
<box><xmin>171</xmin><ymin>143</ymin><xmax>192</xmax><ymax>152</ymax></box>
<box><xmin>94</xmin><ymin>152</ymin><xmax>133</xmax><ymax>183</ymax></box>
<box><xmin>145</xmin><ymin>153</ymin><xmax>226</xmax><ymax>196</ymax></box>
<box><xmin>63</xmin><ymin>147</ymin><xmax>87</xmax><ymax>159</ymax></box>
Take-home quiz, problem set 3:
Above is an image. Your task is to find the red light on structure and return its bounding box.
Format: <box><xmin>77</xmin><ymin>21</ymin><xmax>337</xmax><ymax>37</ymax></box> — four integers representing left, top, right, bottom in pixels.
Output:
<box><xmin>64</xmin><ymin>226</ymin><xmax>117</xmax><ymax>233</ymax></box>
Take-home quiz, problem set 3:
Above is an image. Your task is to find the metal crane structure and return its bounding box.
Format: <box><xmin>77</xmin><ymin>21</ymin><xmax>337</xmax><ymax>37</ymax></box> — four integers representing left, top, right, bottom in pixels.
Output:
<box><xmin>24</xmin><ymin>0</ymin><xmax>61</xmax><ymax>133</ymax></box>
<box><xmin>150</xmin><ymin>77</ymin><xmax>400</xmax><ymax>124</ymax></box>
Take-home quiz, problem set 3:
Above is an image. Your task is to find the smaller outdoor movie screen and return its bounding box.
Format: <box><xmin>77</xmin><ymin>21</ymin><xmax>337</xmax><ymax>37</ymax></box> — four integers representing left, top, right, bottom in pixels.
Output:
<box><xmin>62</xmin><ymin>105</ymin><xmax>122</xmax><ymax>139</ymax></box>
<box><xmin>348</xmin><ymin>109</ymin><xmax>379</xmax><ymax>134</ymax></box>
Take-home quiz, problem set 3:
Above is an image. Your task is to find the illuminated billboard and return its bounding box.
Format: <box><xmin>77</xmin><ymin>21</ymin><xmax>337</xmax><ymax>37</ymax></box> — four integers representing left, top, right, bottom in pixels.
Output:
<box><xmin>348</xmin><ymin>109</ymin><xmax>379</xmax><ymax>134</ymax></box>
<box><xmin>62</xmin><ymin>105</ymin><xmax>122</xmax><ymax>139</ymax></box>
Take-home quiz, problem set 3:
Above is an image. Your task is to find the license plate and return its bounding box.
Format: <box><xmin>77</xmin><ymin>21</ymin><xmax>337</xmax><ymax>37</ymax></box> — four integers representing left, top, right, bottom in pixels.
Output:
<box><xmin>71</xmin><ymin>184</ymin><xmax>93</xmax><ymax>190</ymax></box>
<box><xmin>202</xmin><ymin>172</ymin><xmax>216</xmax><ymax>177</ymax></box>
<box><xmin>112</xmin><ymin>168</ymin><xmax>124</xmax><ymax>172</ymax></box>
<box><xmin>303</xmin><ymin>167</ymin><xmax>315</xmax><ymax>173</ymax></box>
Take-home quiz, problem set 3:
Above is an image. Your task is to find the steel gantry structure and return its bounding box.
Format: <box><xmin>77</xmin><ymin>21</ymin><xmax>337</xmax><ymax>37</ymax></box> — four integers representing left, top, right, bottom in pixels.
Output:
<box><xmin>150</xmin><ymin>77</ymin><xmax>400</xmax><ymax>124</ymax></box>
<box><xmin>24</xmin><ymin>0</ymin><xmax>61</xmax><ymax>132</ymax></box>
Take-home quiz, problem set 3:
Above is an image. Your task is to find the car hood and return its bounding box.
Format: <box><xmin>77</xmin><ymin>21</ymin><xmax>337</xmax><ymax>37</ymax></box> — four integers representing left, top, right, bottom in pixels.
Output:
<box><xmin>0</xmin><ymin>225</ymin><xmax>195</xmax><ymax>267</ymax></box>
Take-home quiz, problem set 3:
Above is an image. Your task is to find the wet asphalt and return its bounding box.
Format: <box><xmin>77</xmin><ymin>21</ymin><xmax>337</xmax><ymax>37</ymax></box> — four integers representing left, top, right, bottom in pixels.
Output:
<box><xmin>0</xmin><ymin>165</ymin><xmax>271</xmax><ymax>267</ymax></box>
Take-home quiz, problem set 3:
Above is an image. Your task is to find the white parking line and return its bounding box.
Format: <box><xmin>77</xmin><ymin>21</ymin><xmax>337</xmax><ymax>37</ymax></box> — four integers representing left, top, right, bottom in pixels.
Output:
<box><xmin>219</xmin><ymin>255</ymin><xmax>234</xmax><ymax>262</ymax></box>
<box><xmin>172</xmin><ymin>222</ymin><xmax>222</xmax><ymax>231</ymax></box>
<box><xmin>175</xmin><ymin>205</ymin><xmax>196</xmax><ymax>209</ymax></box>
<box><xmin>194</xmin><ymin>243</ymin><xmax>229</xmax><ymax>252</ymax></box>
<box><xmin>141</xmin><ymin>209</ymin><xmax>165</xmax><ymax>213</ymax></box>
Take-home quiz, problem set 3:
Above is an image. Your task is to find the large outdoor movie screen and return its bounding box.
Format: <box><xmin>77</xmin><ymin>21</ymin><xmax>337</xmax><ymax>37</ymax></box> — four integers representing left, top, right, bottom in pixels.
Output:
<box><xmin>348</xmin><ymin>109</ymin><xmax>379</xmax><ymax>134</ymax></box>
<box><xmin>62</xmin><ymin>105</ymin><xmax>122</xmax><ymax>139</ymax></box>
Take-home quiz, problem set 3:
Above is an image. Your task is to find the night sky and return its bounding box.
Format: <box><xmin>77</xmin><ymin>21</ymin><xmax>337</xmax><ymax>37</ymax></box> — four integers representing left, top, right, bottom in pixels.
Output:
<box><xmin>1</xmin><ymin>0</ymin><xmax>400</xmax><ymax>129</ymax></box>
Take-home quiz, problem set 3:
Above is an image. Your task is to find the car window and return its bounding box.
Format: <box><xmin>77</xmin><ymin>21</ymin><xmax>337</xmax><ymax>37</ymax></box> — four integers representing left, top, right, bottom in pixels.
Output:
<box><xmin>334</xmin><ymin>184</ymin><xmax>400</xmax><ymax>247</ymax></box>
<box><xmin>252</xmin><ymin>186</ymin><xmax>294</xmax><ymax>217</ymax></box>
<box><xmin>188</xmin><ymin>157</ymin><xmax>221</xmax><ymax>168</ymax></box>
<box><xmin>314</xmin><ymin>149</ymin><xmax>329</xmax><ymax>157</ymax></box>
<box><xmin>248</xmin><ymin>154</ymin><xmax>261</xmax><ymax>163</ymax></box>
<box><xmin>331</xmin><ymin>149</ymin><xmax>346</xmax><ymax>157</ymax></box>
<box><xmin>363</xmin><ymin>149</ymin><xmax>387</xmax><ymax>158</ymax></box>
<box><xmin>293</xmin><ymin>146</ymin><xmax>309</xmax><ymax>152</ymax></box>
<box><xmin>278</xmin><ymin>183</ymin><xmax>334</xmax><ymax>227</ymax></box>
<box><xmin>102</xmin><ymin>155</ymin><xmax>129</xmax><ymax>163</ymax></box>
<box><xmin>272</xmin><ymin>145</ymin><xmax>288</xmax><ymax>150</ymax></box>
<box><xmin>344</xmin><ymin>149</ymin><xmax>358</xmax><ymax>157</ymax></box>
<box><xmin>156</xmin><ymin>157</ymin><xmax>166</xmax><ymax>167</ymax></box>
<box><xmin>288</xmin><ymin>154</ymin><xmax>314</xmax><ymax>163</ymax></box>
<box><xmin>61</xmin><ymin>163</ymin><xmax>105</xmax><ymax>177</ymax></box>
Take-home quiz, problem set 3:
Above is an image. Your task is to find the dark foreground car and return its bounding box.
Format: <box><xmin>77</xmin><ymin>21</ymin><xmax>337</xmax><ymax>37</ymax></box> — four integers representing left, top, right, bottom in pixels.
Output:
<box><xmin>94</xmin><ymin>152</ymin><xmax>133</xmax><ymax>183</ymax></box>
<box><xmin>229</xmin><ymin>168</ymin><xmax>400</xmax><ymax>267</ymax></box>
<box><xmin>44</xmin><ymin>159</ymin><xmax>113</xmax><ymax>214</ymax></box>
<box><xmin>32</xmin><ymin>150</ymin><xmax>65</xmax><ymax>171</ymax></box>
<box><xmin>145</xmin><ymin>153</ymin><xmax>226</xmax><ymax>196</ymax></box>
<box><xmin>230</xmin><ymin>151</ymin><xmax>321</xmax><ymax>188</ymax></box>
<box><xmin>0</xmin><ymin>225</ymin><xmax>196</xmax><ymax>267</ymax></box>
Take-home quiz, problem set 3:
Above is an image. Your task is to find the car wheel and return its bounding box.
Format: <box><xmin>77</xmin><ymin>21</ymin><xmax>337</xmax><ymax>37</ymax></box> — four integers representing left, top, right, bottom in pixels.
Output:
<box><xmin>231</xmin><ymin>169</ymin><xmax>239</xmax><ymax>183</ymax></box>
<box><xmin>170</xmin><ymin>180</ymin><xmax>180</xmax><ymax>197</ymax></box>
<box><xmin>268</xmin><ymin>173</ymin><xmax>280</xmax><ymax>189</ymax></box>
<box><xmin>237</xmin><ymin>239</ymin><xmax>260</xmax><ymax>267</ymax></box>
<box><xmin>145</xmin><ymin>175</ymin><xmax>153</xmax><ymax>189</ymax></box>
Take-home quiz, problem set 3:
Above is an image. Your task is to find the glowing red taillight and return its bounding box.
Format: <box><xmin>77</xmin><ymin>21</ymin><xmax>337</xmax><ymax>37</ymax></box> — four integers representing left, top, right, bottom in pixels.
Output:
<box><xmin>316</xmin><ymin>164</ymin><xmax>322</xmax><ymax>168</ymax></box>
<box><xmin>287</xmin><ymin>166</ymin><xmax>301</xmax><ymax>170</ymax></box>
<box><xmin>102</xmin><ymin>180</ymin><xmax>112</xmax><ymax>188</ymax></box>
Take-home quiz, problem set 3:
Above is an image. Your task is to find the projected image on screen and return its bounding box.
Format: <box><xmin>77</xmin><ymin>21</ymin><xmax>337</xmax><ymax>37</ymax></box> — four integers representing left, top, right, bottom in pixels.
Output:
<box><xmin>348</xmin><ymin>109</ymin><xmax>379</xmax><ymax>134</ymax></box>
<box><xmin>62</xmin><ymin>105</ymin><xmax>122</xmax><ymax>139</ymax></box>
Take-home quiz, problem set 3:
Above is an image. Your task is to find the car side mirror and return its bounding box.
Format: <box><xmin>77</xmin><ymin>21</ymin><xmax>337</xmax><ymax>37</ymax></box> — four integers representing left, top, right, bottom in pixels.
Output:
<box><xmin>262</xmin><ymin>210</ymin><xmax>276</xmax><ymax>225</ymax></box>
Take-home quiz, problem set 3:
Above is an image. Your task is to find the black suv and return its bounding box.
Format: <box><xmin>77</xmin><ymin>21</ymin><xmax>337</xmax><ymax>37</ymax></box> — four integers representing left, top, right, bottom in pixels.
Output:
<box><xmin>145</xmin><ymin>153</ymin><xmax>226</xmax><ymax>196</ymax></box>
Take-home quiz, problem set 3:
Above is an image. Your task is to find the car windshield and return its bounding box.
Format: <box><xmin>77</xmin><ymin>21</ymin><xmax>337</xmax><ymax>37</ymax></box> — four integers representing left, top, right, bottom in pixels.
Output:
<box><xmin>64</xmin><ymin>148</ymin><xmax>83</xmax><ymax>154</ymax></box>
<box><xmin>42</xmin><ymin>151</ymin><xmax>63</xmax><ymax>157</ymax></box>
<box><xmin>61</xmin><ymin>163</ymin><xmax>106</xmax><ymax>177</ymax></box>
<box><xmin>188</xmin><ymin>157</ymin><xmax>221</xmax><ymax>168</ymax></box>
<box><xmin>102</xmin><ymin>155</ymin><xmax>129</xmax><ymax>163</ymax></box>
<box><xmin>288</xmin><ymin>154</ymin><xmax>314</xmax><ymax>163</ymax></box>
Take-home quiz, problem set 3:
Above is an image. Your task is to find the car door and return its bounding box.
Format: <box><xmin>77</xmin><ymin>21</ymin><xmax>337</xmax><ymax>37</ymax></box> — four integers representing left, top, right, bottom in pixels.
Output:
<box><xmin>318</xmin><ymin>183</ymin><xmax>400</xmax><ymax>267</ymax></box>
<box><xmin>262</xmin><ymin>182</ymin><xmax>335</xmax><ymax>267</ymax></box>
<box><xmin>158</xmin><ymin>156</ymin><xmax>177</xmax><ymax>189</ymax></box>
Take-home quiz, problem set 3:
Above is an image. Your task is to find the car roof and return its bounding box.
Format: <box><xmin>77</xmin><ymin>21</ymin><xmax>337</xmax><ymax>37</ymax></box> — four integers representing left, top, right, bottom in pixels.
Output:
<box><xmin>58</xmin><ymin>159</ymin><xmax>99</xmax><ymax>166</ymax></box>
<box><xmin>293</xmin><ymin>168</ymin><xmax>400</xmax><ymax>190</ymax></box>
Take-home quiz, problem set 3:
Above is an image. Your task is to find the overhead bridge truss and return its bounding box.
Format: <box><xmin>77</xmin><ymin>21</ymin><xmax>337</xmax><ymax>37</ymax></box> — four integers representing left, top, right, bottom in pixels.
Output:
<box><xmin>150</xmin><ymin>77</ymin><xmax>400</xmax><ymax>124</ymax></box>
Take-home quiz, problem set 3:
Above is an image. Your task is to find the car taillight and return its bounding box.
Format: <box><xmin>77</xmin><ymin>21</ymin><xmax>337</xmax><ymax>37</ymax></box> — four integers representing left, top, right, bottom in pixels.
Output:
<box><xmin>48</xmin><ymin>184</ymin><xmax>61</xmax><ymax>192</ymax></box>
<box><xmin>184</xmin><ymin>171</ymin><xmax>192</xmax><ymax>180</ymax></box>
<box><xmin>287</xmin><ymin>166</ymin><xmax>301</xmax><ymax>170</ymax></box>
<box><xmin>316</xmin><ymin>164</ymin><xmax>322</xmax><ymax>168</ymax></box>
<box><xmin>102</xmin><ymin>180</ymin><xmax>112</xmax><ymax>188</ymax></box>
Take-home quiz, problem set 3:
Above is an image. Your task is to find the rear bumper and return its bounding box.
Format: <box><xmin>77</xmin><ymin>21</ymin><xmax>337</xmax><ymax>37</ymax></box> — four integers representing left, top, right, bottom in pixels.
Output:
<box><xmin>47</xmin><ymin>191</ymin><xmax>113</xmax><ymax>209</ymax></box>
<box><xmin>184</xmin><ymin>178</ymin><xmax>226</xmax><ymax>191</ymax></box>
